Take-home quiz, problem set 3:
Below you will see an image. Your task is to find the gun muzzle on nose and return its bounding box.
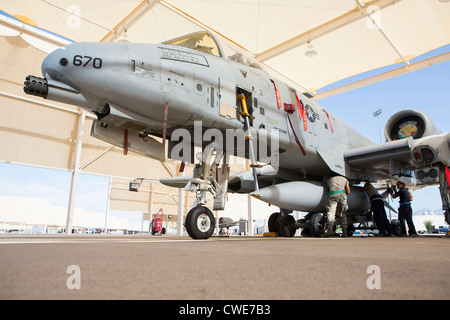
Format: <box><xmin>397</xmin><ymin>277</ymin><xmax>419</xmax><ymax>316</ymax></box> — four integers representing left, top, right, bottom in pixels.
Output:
<box><xmin>24</xmin><ymin>74</ymin><xmax>89</xmax><ymax>108</ymax></box>
<box><xmin>24</xmin><ymin>75</ymin><xmax>48</xmax><ymax>98</ymax></box>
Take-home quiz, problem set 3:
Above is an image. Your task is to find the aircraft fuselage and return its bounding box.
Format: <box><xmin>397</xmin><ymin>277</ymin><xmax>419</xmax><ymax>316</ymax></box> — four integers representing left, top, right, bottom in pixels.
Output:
<box><xmin>23</xmin><ymin>32</ymin><xmax>450</xmax><ymax>236</ymax></box>
<box><xmin>36</xmin><ymin>38</ymin><xmax>374</xmax><ymax>178</ymax></box>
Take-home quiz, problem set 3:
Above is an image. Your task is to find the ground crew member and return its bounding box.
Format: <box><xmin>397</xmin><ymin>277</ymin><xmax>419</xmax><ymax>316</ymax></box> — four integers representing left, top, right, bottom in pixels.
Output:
<box><xmin>390</xmin><ymin>181</ymin><xmax>418</xmax><ymax>237</ymax></box>
<box><xmin>322</xmin><ymin>175</ymin><xmax>351</xmax><ymax>238</ymax></box>
<box><xmin>364</xmin><ymin>182</ymin><xmax>393</xmax><ymax>236</ymax></box>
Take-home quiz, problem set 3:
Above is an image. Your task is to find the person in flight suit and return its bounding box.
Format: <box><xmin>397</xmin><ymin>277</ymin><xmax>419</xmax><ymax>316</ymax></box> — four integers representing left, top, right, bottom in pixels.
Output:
<box><xmin>390</xmin><ymin>181</ymin><xmax>418</xmax><ymax>237</ymax></box>
<box><xmin>364</xmin><ymin>182</ymin><xmax>393</xmax><ymax>236</ymax></box>
<box><xmin>322</xmin><ymin>175</ymin><xmax>351</xmax><ymax>238</ymax></box>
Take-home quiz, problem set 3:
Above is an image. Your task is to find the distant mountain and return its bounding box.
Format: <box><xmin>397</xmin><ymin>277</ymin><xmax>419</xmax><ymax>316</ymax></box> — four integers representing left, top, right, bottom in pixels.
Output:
<box><xmin>413</xmin><ymin>208</ymin><xmax>443</xmax><ymax>216</ymax></box>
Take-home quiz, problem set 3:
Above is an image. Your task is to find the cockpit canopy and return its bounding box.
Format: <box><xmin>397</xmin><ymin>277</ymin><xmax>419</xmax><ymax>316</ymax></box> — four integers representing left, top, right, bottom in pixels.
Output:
<box><xmin>163</xmin><ymin>31</ymin><xmax>263</xmax><ymax>70</ymax></box>
<box><xmin>163</xmin><ymin>31</ymin><xmax>223</xmax><ymax>57</ymax></box>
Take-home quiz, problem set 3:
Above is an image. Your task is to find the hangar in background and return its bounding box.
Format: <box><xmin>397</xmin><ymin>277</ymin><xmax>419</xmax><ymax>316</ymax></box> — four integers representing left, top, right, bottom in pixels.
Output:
<box><xmin>0</xmin><ymin>0</ymin><xmax>449</xmax><ymax>234</ymax></box>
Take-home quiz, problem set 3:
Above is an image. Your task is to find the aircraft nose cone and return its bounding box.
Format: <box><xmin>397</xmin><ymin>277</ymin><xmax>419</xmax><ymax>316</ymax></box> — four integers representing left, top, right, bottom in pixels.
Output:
<box><xmin>41</xmin><ymin>43</ymin><xmax>81</xmax><ymax>81</ymax></box>
<box><xmin>41</xmin><ymin>48</ymin><xmax>65</xmax><ymax>79</ymax></box>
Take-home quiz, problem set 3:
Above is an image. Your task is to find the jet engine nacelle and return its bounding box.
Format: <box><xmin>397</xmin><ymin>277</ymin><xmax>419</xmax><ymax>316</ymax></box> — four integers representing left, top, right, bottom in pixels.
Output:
<box><xmin>256</xmin><ymin>181</ymin><xmax>370</xmax><ymax>213</ymax></box>
<box><xmin>384</xmin><ymin>109</ymin><xmax>441</xmax><ymax>142</ymax></box>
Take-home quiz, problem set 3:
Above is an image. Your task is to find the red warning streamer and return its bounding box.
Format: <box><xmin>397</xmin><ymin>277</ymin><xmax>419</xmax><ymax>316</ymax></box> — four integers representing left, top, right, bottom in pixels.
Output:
<box><xmin>295</xmin><ymin>93</ymin><xmax>307</xmax><ymax>131</ymax></box>
<box><xmin>123</xmin><ymin>129</ymin><xmax>128</xmax><ymax>155</ymax></box>
<box><xmin>287</xmin><ymin>116</ymin><xmax>306</xmax><ymax>156</ymax></box>
<box><xmin>446</xmin><ymin>166</ymin><xmax>450</xmax><ymax>190</ymax></box>
<box><xmin>324</xmin><ymin>110</ymin><xmax>334</xmax><ymax>133</ymax></box>
<box><xmin>271</xmin><ymin>80</ymin><xmax>282</xmax><ymax>109</ymax></box>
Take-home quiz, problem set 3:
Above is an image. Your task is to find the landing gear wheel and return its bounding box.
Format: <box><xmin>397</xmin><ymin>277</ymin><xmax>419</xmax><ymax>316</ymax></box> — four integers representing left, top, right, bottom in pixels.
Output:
<box><xmin>301</xmin><ymin>228</ymin><xmax>311</xmax><ymax>237</ymax></box>
<box><xmin>391</xmin><ymin>219</ymin><xmax>402</xmax><ymax>236</ymax></box>
<box><xmin>278</xmin><ymin>215</ymin><xmax>296</xmax><ymax>237</ymax></box>
<box><xmin>346</xmin><ymin>224</ymin><xmax>355</xmax><ymax>237</ymax></box>
<box><xmin>185</xmin><ymin>206</ymin><xmax>215</xmax><ymax>239</ymax></box>
<box><xmin>268</xmin><ymin>212</ymin><xmax>280</xmax><ymax>233</ymax></box>
<box><xmin>309</xmin><ymin>213</ymin><xmax>327</xmax><ymax>237</ymax></box>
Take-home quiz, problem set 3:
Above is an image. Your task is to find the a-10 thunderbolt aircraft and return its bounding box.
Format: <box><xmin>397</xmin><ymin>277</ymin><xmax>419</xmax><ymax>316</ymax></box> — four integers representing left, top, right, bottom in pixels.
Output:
<box><xmin>24</xmin><ymin>31</ymin><xmax>450</xmax><ymax>239</ymax></box>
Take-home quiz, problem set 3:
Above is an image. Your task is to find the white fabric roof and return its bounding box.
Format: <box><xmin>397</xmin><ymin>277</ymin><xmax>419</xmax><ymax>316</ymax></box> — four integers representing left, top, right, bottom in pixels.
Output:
<box><xmin>0</xmin><ymin>0</ymin><xmax>449</xmax><ymax>216</ymax></box>
<box><xmin>1</xmin><ymin>0</ymin><xmax>449</xmax><ymax>97</ymax></box>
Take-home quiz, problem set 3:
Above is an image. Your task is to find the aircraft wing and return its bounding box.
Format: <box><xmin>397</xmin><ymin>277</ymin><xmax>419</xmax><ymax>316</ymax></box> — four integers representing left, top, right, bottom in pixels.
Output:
<box><xmin>345</xmin><ymin>138</ymin><xmax>414</xmax><ymax>175</ymax></box>
<box><xmin>344</xmin><ymin>133</ymin><xmax>450</xmax><ymax>184</ymax></box>
<box><xmin>160</xmin><ymin>176</ymin><xmax>192</xmax><ymax>189</ymax></box>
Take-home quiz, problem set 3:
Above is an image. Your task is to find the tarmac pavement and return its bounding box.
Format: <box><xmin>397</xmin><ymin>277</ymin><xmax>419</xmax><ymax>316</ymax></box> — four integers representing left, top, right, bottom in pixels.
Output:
<box><xmin>0</xmin><ymin>234</ymin><xmax>448</xmax><ymax>300</ymax></box>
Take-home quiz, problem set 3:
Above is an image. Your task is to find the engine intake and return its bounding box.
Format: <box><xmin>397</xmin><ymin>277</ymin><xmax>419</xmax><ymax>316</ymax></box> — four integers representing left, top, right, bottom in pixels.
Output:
<box><xmin>384</xmin><ymin>109</ymin><xmax>441</xmax><ymax>142</ymax></box>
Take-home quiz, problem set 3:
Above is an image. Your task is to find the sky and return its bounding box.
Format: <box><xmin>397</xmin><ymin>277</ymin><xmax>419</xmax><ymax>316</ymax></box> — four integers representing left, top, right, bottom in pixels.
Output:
<box><xmin>318</xmin><ymin>44</ymin><xmax>450</xmax><ymax>213</ymax></box>
<box><xmin>0</xmin><ymin>45</ymin><xmax>449</xmax><ymax>223</ymax></box>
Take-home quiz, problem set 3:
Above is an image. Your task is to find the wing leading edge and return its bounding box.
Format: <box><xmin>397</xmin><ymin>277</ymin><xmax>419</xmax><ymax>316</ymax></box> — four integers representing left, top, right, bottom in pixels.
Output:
<box><xmin>344</xmin><ymin>133</ymin><xmax>450</xmax><ymax>184</ymax></box>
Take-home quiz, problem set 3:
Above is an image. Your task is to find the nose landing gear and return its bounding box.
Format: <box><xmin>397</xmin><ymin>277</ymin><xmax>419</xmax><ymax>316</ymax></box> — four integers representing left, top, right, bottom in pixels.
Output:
<box><xmin>185</xmin><ymin>206</ymin><xmax>215</xmax><ymax>239</ymax></box>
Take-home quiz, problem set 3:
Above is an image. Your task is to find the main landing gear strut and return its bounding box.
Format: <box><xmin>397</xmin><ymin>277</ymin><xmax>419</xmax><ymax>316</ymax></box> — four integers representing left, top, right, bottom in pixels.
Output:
<box><xmin>184</xmin><ymin>92</ymin><xmax>262</xmax><ymax>239</ymax></box>
<box><xmin>439</xmin><ymin>165</ymin><xmax>450</xmax><ymax>225</ymax></box>
<box><xmin>183</xmin><ymin>145</ymin><xmax>229</xmax><ymax>239</ymax></box>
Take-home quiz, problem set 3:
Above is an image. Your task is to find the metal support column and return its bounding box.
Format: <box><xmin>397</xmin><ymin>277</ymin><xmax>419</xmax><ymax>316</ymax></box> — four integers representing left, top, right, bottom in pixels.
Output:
<box><xmin>65</xmin><ymin>109</ymin><xmax>86</xmax><ymax>234</ymax></box>
<box><xmin>247</xmin><ymin>194</ymin><xmax>254</xmax><ymax>236</ymax></box>
<box><xmin>104</xmin><ymin>176</ymin><xmax>112</xmax><ymax>234</ymax></box>
<box><xmin>177</xmin><ymin>175</ymin><xmax>184</xmax><ymax>236</ymax></box>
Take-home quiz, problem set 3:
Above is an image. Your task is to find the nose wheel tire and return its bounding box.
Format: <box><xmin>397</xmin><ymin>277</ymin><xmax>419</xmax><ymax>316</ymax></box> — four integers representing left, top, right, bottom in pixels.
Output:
<box><xmin>185</xmin><ymin>206</ymin><xmax>215</xmax><ymax>239</ymax></box>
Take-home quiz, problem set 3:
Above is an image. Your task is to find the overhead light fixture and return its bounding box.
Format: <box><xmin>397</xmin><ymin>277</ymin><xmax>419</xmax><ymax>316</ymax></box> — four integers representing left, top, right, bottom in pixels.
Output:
<box><xmin>439</xmin><ymin>0</ymin><xmax>449</xmax><ymax>3</ymax></box>
<box><xmin>129</xmin><ymin>178</ymin><xmax>142</xmax><ymax>192</ymax></box>
<box><xmin>117</xmin><ymin>30</ymin><xmax>130</xmax><ymax>43</ymax></box>
<box><xmin>305</xmin><ymin>41</ymin><xmax>317</xmax><ymax>58</ymax></box>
